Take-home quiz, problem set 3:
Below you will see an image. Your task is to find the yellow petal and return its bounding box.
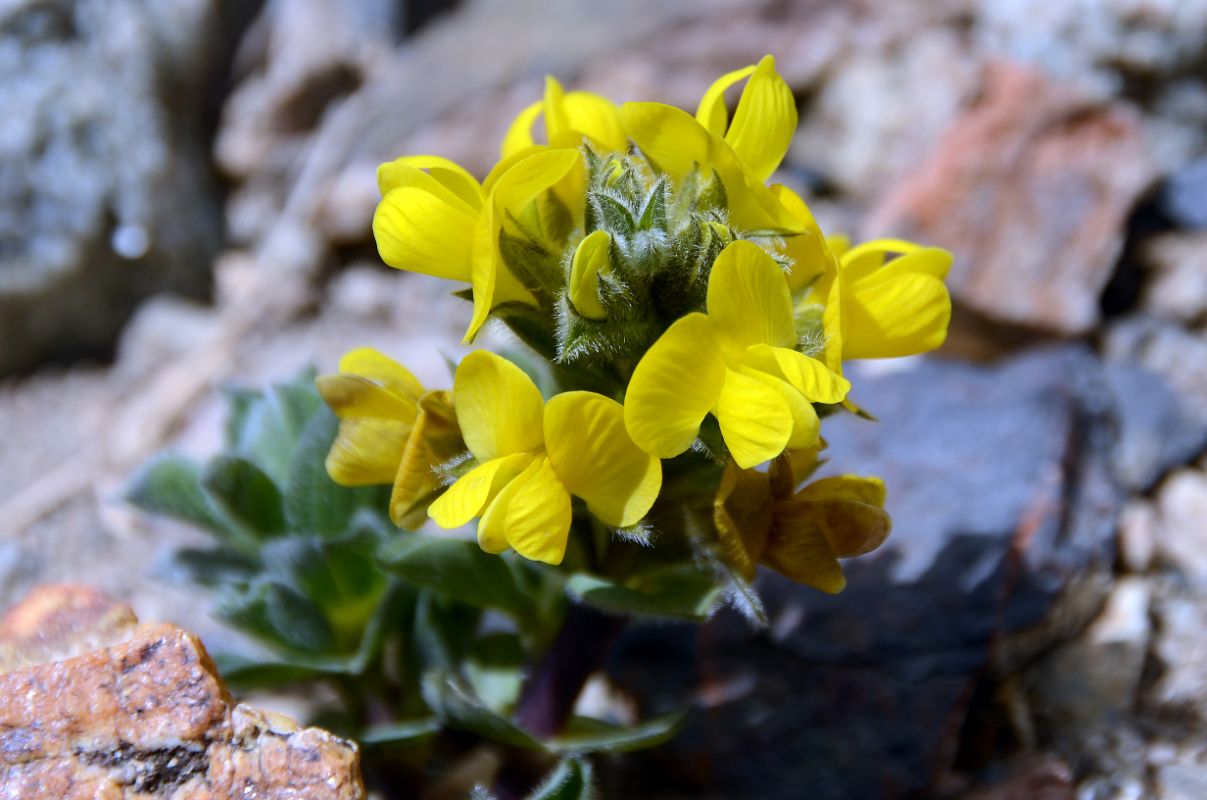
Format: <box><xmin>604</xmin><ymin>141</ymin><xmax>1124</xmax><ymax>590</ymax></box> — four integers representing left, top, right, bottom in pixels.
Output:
<box><xmin>624</xmin><ymin>313</ymin><xmax>726</xmax><ymax>459</ymax></box>
<box><xmin>848</xmin><ymin>246</ymin><xmax>954</xmax><ymax>288</ymax></box>
<box><xmin>713</xmin><ymin>461</ymin><xmax>774</xmax><ymax>581</ymax></box>
<box><xmin>741</xmin><ymin>345</ymin><xmax>850</xmax><ymax>403</ymax></box>
<box><xmin>706</xmin><ymin>240</ymin><xmax>796</xmax><ymax>352</ymax></box>
<box><xmin>325</xmin><ymin>417</ymin><xmax>411</xmax><ymax>486</ymax></box>
<box><xmin>503</xmin><ymin>456</ymin><xmax>572</xmax><ymax>565</ymax></box>
<box><xmin>378</xmin><ymin>156</ymin><xmax>483</xmax><ymax>211</ymax></box>
<box><xmin>465</xmin><ymin>148</ymin><xmax>583</xmax><ymax>341</ymax></box>
<box><xmin>545</xmin><ymin>392</ymin><xmax>662</xmax><ymax>528</ymax></box>
<box><xmin>724</xmin><ymin>55</ymin><xmax>797</xmax><ymax>182</ymax></box>
<box><xmin>501</xmin><ymin>100</ymin><xmax>544</xmax><ymax>159</ymax></box>
<box><xmin>778</xmin><ymin>475</ymin><xmax>891</xmax><ymax>558</ymax></box>
<box><xmin>373</xmin><ymin>187</ymin><xmax>476</xmax><ymax>282</ymax></box>
<box><xmin>714</xmin><ymin>365</ymin><xmax>793</xmax><ymax>469</ymax></box>
<box><xmin>695</xmin><ymin>64</ymin><xmax>756</xmax><ymax>135</ymax></box>
<box><xmin>453</xmin><ymin>351</ymin><xmax>545</xmax><ymax>462</ymax></box>
<box><xmin>620</xmin><ymin>102</ymin><xmax>713</xmax><ymax>179</ymax></box>
<box><xmin>475</xmin><ymin>463</ymin><xmax>525</xmax><ymax>553</ymax></box>
<box><xmin>769</xmin><ymin>184</ymin><xmax>837</xmax><ymax>294</ymax></box>
<box><xmin>466</xmin><ymin>205</ymin><xmax>535</xmax><ymax>342</ymax></box>
<box><xmin>718</xmin><ymin>161</ymin><xmax>807</xmax><ymax>233</ymax></box>
<box><xmin>337</xmin><ymin>348</ymin><xmax>426</xmax><ymax>401</ymax></box>
<box><xmin>428</xmin><ymin>452</ymin><xmax>536</xmax><ymax>529</ymax></box>
<box><xmin>842</xmin><ymin>273</ymin><xmax>952</xmax><ymax>359</ymax></box>
<box><xmin>491</xmin><ymin>147</ymin><xmax>583</xmax><ymax>209</ymax></box>
<box><xmin>563</xmin><ymin>91</ymin><xmax>628</xmax><ymax>153</ymax></box>
<box><xmin>316</xmin><ymin>374</ymin><xmax>418</xmax><ymax>422</ymax></box>
<box><xmin>390</xmin><ymin>390</ymin><xmax>464</xmax><ymax>528</ymax></box>
<box><xmin>568</xmin><ymin>230</ymin><xmax>611</xmax><ymax>319</ymax></box>
<box><xmin>762</xmin><ymin>515</ymin><xmax>846</xmax><ymax>593</ymax></box>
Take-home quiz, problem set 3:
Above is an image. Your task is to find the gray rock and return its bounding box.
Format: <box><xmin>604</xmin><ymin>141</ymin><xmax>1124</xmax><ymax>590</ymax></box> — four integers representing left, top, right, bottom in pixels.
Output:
<box><xmin>1158</xmin><ymin>159</ymin><xmax>1207</xmax><ymax>231</ymax></box>
<box><xmin>1140</xmin><ymin>233</ymin><xmax>1207</xmax><ymax>323</ymax></box>
<box><xmin>0</xmin><ymin>0</ymin><xmax>228</xmax><ymax>375</ymax></box>
<box><xmin>1155</xmin><ymin>761</ymin><xmax>1207</xmax><ymax>800</ymax></box>
<box><xmin>1153</xmin><ymin>471</ymin><xmax>1207</xmax><ymax>588</ymax></box>
<box><xmin>1105</xmin><ymin>317</ymin><xmax>1207</xmax><ymax>431</ymax></box>
<box><xmin>1104</xmin><ymin>360</ymin><xmax>1207</xmax><ymax>492</ymax></box>
<box><xmin>606</xmin><ymin>347</ymin><xmax>1124</xmax><ymax>800</ymax></box>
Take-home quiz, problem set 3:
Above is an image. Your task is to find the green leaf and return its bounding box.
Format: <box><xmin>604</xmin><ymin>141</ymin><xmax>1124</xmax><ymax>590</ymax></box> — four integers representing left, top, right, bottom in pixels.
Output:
<box><xmin>565</xmin><ymin>566</ymin><xmax>723</xmax><ymax>622</ymax></box>
<box><xmin>379</xmin><ymin>535</ymin><xmax>535</xmax><ymax>619</ymax></box>
<box><xmin>465</xmin><ymin>633</ymin><xmax>525</xmax><ymax>713</ymax></box>
<box><xmin>637</xmin><ymin>178</ymin><xmax>668</xmax><ymax>231</ymax></box>
<box><xmin>233</xmin><ymin>373</ymin><xmax>322</xmax><ymax>483</ymax></box>
<box><xmin>549</xmin><ymin>711</ymin><xmax>688</xmax><ymax>754</ymax></box>
<box><xmin>202</xmin><ymin>455</ymin><xmax>286</xmax><ymax>539</ymax></box>
<box><xmin>358</xmin><ymin>717</ymin><xmax>440</xmax><ymax>747</ymax></box>
<box><xmin>125</xmin><ymin>456</ymin><xmax>235</xmax><ymax>540</ymax></box>
<box><xmin>527</xmin><ymin>757</ymin><xmax>594</xmax><ymax>800</ymax></box>
<box><xmin>420</xmin><ymin>671</ymin><xmax>541</xmax><ymax>749</ymax></box>
<box><xmin>172</xmin><ymin>547</ymin><xmax>261</xmax><ymax>587</ymax></box>
<box><xmin>722</xmin><ymin>567</ymin><xmax>768</xmax><ymax>629</ymax></box>
<box><xmin>219</xmin><ymin>580</ymin><xmax>335</xmax><ymax>653</ymax></box>
<box><xmin>284</xmin><ymin>409</ymin><xmax>358</xmax><ymax>537</ymax></box>
<box><xmin>263</xmin><ymin>532</ymin><xmax>387</xmax><ymax>651</ymax></box>
<box><xmin>217</xmin><ymin>581</ymin><xmax>415</xmax><ymax>687</ymax></box>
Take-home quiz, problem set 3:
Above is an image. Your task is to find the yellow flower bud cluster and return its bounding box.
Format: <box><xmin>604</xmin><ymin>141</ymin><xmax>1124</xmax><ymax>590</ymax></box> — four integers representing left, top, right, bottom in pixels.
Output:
<box><xmin>320</xmin><ymin>56</ymin><xmax>953</xmax><ymax>590</ymax></box>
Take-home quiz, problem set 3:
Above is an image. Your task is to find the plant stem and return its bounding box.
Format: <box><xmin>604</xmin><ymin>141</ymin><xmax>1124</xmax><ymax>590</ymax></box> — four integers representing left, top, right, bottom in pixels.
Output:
<box><xmin>513</xmin><ymin>602</ymin><xmax>628</xmax><ymax>738</ymax></box>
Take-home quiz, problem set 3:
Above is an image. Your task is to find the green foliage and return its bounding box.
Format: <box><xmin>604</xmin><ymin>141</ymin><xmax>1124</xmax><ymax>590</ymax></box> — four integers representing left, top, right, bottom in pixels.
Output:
<box><xmin>128</xmin><ymin>369</ymin><xmax>698</xmax><ymax>800</ymax></box>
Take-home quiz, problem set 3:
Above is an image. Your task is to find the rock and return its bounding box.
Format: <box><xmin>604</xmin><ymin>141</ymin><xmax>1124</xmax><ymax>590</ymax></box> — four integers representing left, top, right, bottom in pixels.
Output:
<box><xmin>1019</xmin><ymin>577</ymin><xmax>1152</xmax><ymax>786</ymax></box>
<box><xmin>0</xmin><ymin>584</ymin><xmax>137</xmax><ymax>673</ymax></box>
<box><xmin>1105</xmin><ymin>316</ymin><xmax>1207</xmax><ymax>427</ymax></box>
<box><xmin>957</xmin><ymin>759</ymin><xmax>1075</xmax><ymax>800</ymax></box>
<box><xmin>1155</xmin><ymin>761</ymin><xmax>1207</xmax><ymax>800</ymax></box>
<box><xmin>1117</xmin><ymin>500</ymin><xmax>1156</xmax><ymax>573</ymax></box>
<box><xmin>973</xmin><ymin>0</ymin><xmax>1207</xmax><ymax>92</ymax></box>
<box><xmin>789</xmin><ymin>30</ymin><xmax>982</xmax><ymax>199</ymax></box>
<box><xmin>0</xmin><ymin>584</ymin><xmax>364</xmax><ymax>799</ymax></box>
<box><xmin>0</xmin><ymin>0</ymin><xmax>229</xmax><ymax>375</ymax></box>
<box><xmin>606</xmin><ymin>346</ymin><xmax>1123</xmax><ymax>800</ymax></box>
<box><xmin>1154</xmin><ymin>471</ymin><xmax>1207</xmax><ymax>587</ymax></box>
<box><xmin>1103</xmin><ymin>360</ymin><xmax>1207</xmax><ymax>492</ymax></box>
<box><xmin>1157</xmin><ymin>158</ymin><xmax>1207</xmax><ymax>230</ymax></box>
<box><xmin>1149</xmin><ymin>590</ymin><xmax>1207</xmax><ymax>721</ymax></box>
<box><xmin>866</xmin><ymin>62</ymin><xmax>1154</xmax><ymax>335</ymax></box>
<box><xmin>1139</xmin><ymin>233</ymin><xmax>1207</xmax><ymax>322</ymax></box>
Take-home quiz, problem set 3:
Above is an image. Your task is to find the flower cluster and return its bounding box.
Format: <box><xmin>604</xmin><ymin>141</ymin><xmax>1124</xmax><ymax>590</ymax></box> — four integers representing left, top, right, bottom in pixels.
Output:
<box><xmin>320</xmin><ymin>55</ymin><xmax>952</xmax><ymax>593</ymax></box>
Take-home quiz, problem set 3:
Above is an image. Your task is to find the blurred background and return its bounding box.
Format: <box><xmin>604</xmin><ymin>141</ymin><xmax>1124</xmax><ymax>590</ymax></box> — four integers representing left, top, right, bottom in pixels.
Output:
<box><xmin>2</xmin><ymin>0</ymin><xmax>1206</xmax><ymax>797</ymax></box>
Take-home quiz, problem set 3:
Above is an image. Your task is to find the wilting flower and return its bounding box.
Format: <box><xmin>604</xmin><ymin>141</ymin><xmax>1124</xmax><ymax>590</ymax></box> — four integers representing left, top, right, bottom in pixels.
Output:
<box><xmin>316</xmin><ymin>349</ymin><xmax>464</xmax><ymax>528</ymax></box>
<box><xmin>429</xmin><ymin>351</ymin><xmax>661</xmax><ymax>564</ymax></box>
<box><xmin>624</xmin><ymin>240</ymin><xmax>849</xmax><ymax>469</ymax></box>
<box><xmin>713</xmin><ymin>447</ymin><xmax>890</xmax><ymax>593</ymax></box>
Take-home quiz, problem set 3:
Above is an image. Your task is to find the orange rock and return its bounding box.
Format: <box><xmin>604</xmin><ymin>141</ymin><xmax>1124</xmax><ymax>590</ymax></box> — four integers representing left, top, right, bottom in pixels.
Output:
<box><xmin>866</xmin><ymin>61</ymin><xmax>1155</xmax><ymax>336</ymax></box>
<box><xmin>0</xmin><ymin>585</ymin><xmax>364</xmax><ymax>799</ymax></box>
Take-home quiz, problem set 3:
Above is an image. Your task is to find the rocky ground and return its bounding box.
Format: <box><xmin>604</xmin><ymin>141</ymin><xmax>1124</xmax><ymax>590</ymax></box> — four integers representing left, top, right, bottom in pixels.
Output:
<box><xmin>2</xmin><ymin>0</ymin><xmax>1207</xmax><ymax>797</ymax></box>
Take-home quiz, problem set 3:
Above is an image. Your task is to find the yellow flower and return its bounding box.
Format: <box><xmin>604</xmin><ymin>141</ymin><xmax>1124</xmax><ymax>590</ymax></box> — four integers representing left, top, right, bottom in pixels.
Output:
<box><xmin>623</xmin><ymin>240</ymin><xmax>850</xmax><ymax>469</ymax></box>
<box><xmin>501</xmin><ymin>76</ymin><xmax>627</xmax><ymax>159</ymax></box>
<box><xmin>620</xmin><ymin>55</ymin><xmax>803</xmax><ymax>234</ymax></box>
<box><xmin>372</xmin><ymin>150</ymin><xmax>585</xmax><ymax>343</ymax></box>
<box><xmin>814</xmin><ymin>237</ymin><xmax>952</xmax><ymax>372</ymax></box>
<box><xmin>428</xmin><ymin>351</ymin><xmax>661</xmax><ymax>565</ymax></box>
<box><xmin>713</xmin><ymin>448</ymin><xmax>890</xmax><ymax>593</ymax></box>
<box><xmin>764</xmin><ymin>204</ymin><xmax>952</xmax><ymax>375</ymax></box>
<box><xmin>316</xmin><ymin>349</ymin><xmax>464</xmax><ymax>528</ymax></box>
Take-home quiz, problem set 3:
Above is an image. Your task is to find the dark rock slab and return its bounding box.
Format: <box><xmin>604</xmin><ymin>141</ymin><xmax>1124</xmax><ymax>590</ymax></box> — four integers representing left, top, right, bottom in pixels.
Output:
<box><xmin>605</xmin><ymin>347</ymin><xmax>1124</xmax><ymax>800</ymax></box>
